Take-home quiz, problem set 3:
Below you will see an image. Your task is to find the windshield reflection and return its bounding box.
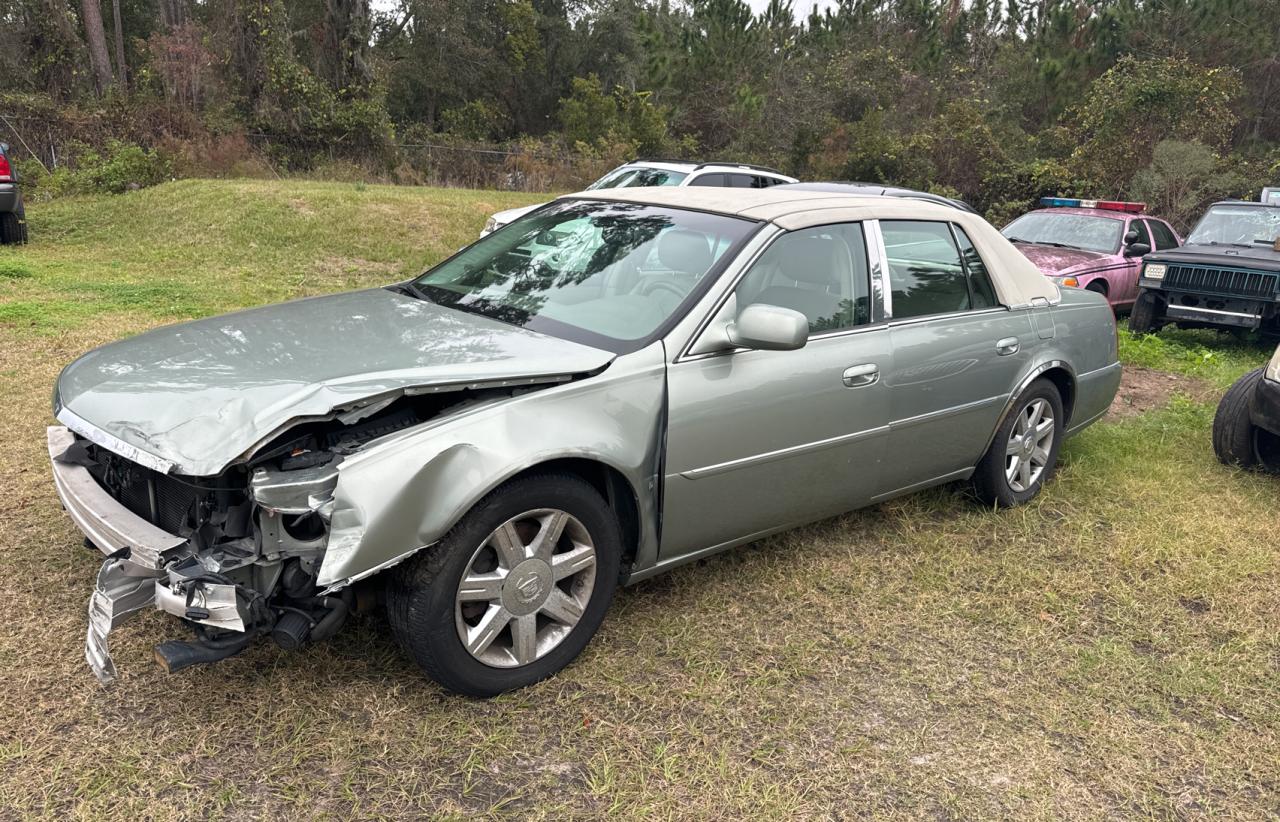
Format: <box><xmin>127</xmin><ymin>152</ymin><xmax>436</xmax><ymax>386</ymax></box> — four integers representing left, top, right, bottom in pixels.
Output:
<box><xmin>412</xmin><ymin>200</ymin><xmax>757</xmax><ymax>352</ymax></box>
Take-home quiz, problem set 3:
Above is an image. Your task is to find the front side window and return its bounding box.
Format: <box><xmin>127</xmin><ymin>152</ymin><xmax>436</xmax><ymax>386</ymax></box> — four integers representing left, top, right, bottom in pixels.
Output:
<box><xmin>882</xmin><ymin>221</ymin><xmax>975</xmax><ymax>319</ymax></box>
<box><xmin>1185</xmin><ymin>205</ymin><xmax>1280</xmax><ymax>247</ymax></box>
<box><xmin>587</xmin><ymin>166</ymin><xmax>688</xmax><ymax>189</ymax></box>
<box><xmin>734</xmin><ymin>223</ymin><xmax>871</xmax><ymax>333</ymax></box>
<box><xmin>412</xmin><ymin>200</ymin><xmax>758</xmax><ymax>352</ymax></box>
<box><xmin>1002</xmin><ymin>213</ymin><xmax>1124</xmax><ymax>254</ymax></box>
<box><xmin>1126</xmin><ymin>220</ymin><xmax>1152</xmax><ymax>247</ymax></box>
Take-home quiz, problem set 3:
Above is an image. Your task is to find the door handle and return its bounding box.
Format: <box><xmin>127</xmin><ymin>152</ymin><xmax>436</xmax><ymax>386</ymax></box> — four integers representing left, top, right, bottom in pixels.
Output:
<box><xmin>842</xmin><ymin>363</ymin><xmax>879</xmax><ymax>388</ymax></box>
<box><xmin>995</xmin><ymin>337</ymin><xmax>1020</xmax><ymax>356</ymax></box>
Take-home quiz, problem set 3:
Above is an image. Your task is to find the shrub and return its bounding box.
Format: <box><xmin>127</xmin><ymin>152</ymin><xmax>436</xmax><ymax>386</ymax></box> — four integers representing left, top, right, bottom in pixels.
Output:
<box><xmin>1130</xmin><ymin>140</ymin><xmax>1244</xmax><ymax>232</ymax></box>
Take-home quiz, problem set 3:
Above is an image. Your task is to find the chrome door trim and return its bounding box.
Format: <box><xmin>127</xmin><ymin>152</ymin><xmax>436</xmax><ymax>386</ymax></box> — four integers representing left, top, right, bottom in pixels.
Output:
<box><xmin>888</xmin><ymin>394</ymin><xmax>1006</xmax><ymax>431</ymax></box>
<box><xmin>885</xmin><ymin>306</ymin><xmax>1011</xmax><ymax>329</ymax></box>
<box><xmin>679</xmin><ymin>425</ymin><xmax>891</xmax><ymax>480</ymax></box>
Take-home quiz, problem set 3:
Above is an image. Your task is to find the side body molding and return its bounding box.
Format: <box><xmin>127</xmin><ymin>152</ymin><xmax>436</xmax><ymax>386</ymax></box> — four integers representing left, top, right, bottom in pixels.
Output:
<box><xmin>317</xmin><ymin>342</ymin><xmax>668</xmax><ymax>589</ymax></box>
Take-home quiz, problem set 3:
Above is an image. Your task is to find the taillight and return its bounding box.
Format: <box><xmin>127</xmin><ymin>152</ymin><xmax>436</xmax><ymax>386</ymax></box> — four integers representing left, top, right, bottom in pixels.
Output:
<box><xmin>0</xmin><ymin>153</ymin><xmax>11</xmax><ymax>182</ymax></box>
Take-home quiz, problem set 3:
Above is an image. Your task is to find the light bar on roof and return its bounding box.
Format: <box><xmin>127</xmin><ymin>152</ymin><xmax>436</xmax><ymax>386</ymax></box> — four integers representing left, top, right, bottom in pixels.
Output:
<box><xmin>1039</xmin><ymin>197</ymin><xmax>1146</xmax><ymax>213</ymax></box>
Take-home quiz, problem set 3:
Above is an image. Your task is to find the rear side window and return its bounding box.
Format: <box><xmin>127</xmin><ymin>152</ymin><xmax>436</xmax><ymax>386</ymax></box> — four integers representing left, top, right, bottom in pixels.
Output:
<box><xmin>1146</xmin><ymin>219</ymin><xmax>1179</xmax><ymax>250</ymax></box>
<box><xmin>881</xmin><ymin>221</ymin><xmax>973</xmax><ymax>319</ymax></box>
<box><xmin>688</xmin><ymin>173</ymin><xmax>725</xmax><ymax>187</ymax></box>
<box><xmin>952</xmin><ymin>226</ymin><xmax>999</xmax><ymax>309</ymax></box>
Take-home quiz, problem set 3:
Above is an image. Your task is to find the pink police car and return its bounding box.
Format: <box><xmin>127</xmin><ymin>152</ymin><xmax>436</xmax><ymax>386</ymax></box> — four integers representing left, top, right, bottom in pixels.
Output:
<box><xmin>1002</xmin><ymin>198</ymin><xmax>1181</xmax><ymax>309</ymax></box>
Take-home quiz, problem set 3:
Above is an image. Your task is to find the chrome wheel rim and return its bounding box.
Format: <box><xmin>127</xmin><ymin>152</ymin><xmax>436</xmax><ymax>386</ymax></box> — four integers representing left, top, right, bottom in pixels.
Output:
<box><xmin>455</xmin><ymin>509</ymin><xmax>596</xmax><ymax>669</ymax></box>
<box><xmin>1005</xmin><ymin>398</ymin><xmax>1055</xmax><ymax>493</ymax></box>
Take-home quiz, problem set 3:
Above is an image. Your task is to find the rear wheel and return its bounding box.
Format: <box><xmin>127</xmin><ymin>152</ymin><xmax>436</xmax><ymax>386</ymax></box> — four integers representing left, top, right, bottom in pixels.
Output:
<box><xmin>1212</xmin><ymin>368</ymin><xmax>1271</xmax><ymax>470</ymax></box>
<box><xmin>386</xmin><ymin>473</ymin><xmax>621</xmax><ymax>697</ymax></box>
<box><xmin>0</xmin><ymin>211</ymin><xmax>21</xmax><ymax>245</ymax></box>
<box><xmin>972</xmin><ymin>379</ymin><xmax>1064</xmax><ymax>507</ymax></box>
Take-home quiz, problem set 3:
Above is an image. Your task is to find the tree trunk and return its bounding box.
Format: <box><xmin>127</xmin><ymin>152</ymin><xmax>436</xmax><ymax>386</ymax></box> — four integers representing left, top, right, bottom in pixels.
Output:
<box><xmin>111</xmin><ymin>0</ymin><xmax>128</xmax><ymax>87</ymax></box>
<box><xmin>80</xmin><ymin>0</ymin><xmax>115</xmax><ymax>95</ymax></box>
<box><xmin>322</xmin><ymin>0</ymin><xmax>373</xmax><ymax>92</ymax></box>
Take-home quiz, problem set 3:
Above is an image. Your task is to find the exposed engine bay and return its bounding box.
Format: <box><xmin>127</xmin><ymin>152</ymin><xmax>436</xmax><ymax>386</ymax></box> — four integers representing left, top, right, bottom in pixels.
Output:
<box><xmin>54</xmin><ymin>384</ymin><xmax>538</xmax><ymax>683</ymax></box>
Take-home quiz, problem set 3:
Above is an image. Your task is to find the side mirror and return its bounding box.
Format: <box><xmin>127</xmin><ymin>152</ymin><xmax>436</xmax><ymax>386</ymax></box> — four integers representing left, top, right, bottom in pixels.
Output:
<box><xmin>726</xmin><ymin>304</ymin><xmax>809</xmax><ymax>351</ymax></box>
<box><xmin>1123</xmin><ymin>229</ymin><xmax>1140</xmax><ymax>244</ymax></box>
<box><xmin>1124</xmin><ymin>241</ymin><xmax>1151</xmax><ymax>257</ymax></box>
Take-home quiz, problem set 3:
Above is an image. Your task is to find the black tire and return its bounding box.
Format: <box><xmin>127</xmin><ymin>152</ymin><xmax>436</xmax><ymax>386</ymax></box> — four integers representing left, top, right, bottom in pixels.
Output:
<box><xmin>0</xmin><ymin>211</ymin><xmax>20</xmax><ymax>245</ymax></box>
<box><xmin>386</xmin><ymin>472</ymin><xmax>621</xmax><ymax>697</ymax></box>
<box><xmin>972</xmin><ymin>379</ymin><xmax>1065</xmax><ymax>508</ymax></box>
<box><xmin>1213</xmin><ymin>368</ymin><xmax>1264</xmax><ymax>469</ymax></box>
<box><xmin>1128</xmin><ymin>289</ymin><xmax>1160</xmax><ymax>334</ymax></box>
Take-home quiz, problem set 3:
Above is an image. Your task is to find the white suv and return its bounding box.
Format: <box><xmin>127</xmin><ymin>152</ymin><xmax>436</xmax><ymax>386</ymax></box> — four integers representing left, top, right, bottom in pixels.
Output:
<box><xmin>480</xmin><ymin>159</ymin><xmax>797</xmax><ymax>236</ymax></box>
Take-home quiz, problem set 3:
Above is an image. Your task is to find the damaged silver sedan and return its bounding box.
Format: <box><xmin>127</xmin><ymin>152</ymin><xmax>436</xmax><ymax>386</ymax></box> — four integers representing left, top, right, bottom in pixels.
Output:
<box><xmin>49</xmin><ymin>188</ymin><xmax>1120</xmax><ymax>696</ymax></box>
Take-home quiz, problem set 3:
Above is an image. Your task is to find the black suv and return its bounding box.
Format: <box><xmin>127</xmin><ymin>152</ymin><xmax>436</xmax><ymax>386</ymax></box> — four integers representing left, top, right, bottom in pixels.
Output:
<box><xmin>0</xmin><ymin>142</ymin><xmax>27</xmax><ymax>244</ymax></box>
<box><xmin>1130</xmin><ymin>200</ymin><xmax>1280</xmax><ymax>334</ymax></box>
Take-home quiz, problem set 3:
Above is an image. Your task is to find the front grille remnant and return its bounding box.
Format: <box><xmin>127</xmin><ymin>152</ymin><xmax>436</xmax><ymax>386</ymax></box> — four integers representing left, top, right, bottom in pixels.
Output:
<box><xmin>1163</xmin><ymin>265</ymin><xmax>1278</xmax><ymax>299</ymax></box>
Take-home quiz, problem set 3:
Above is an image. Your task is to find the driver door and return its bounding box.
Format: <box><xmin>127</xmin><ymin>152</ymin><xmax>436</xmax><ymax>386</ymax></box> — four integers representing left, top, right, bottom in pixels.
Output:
<box><xmin>661</xmin><ymin>223</ymin><xmax>894</xmax><ymax>558</ymax></box>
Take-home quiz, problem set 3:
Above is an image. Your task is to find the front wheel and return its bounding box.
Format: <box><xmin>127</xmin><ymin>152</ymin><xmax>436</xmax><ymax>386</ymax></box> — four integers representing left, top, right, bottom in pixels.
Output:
<box><xmin>386</xmin><ymin>473</ymin><xmax>621</xmax><ymax>697</ymax></box>
<box><xmin>1128</xmin><ymin>289</ymin><xmax>1161</xmax><ymax>334</ymax></box>
<box><xmin>972</xmin><ymin>379</ymin><xmax>1065</xmax><ymax>507</ymax></box>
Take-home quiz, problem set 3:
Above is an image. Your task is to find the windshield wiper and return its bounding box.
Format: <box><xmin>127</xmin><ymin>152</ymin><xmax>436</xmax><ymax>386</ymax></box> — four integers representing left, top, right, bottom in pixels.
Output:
<box><xmin>1197</xmin><ymin>241</ymin><xmax>1254</xmax><ymax>249</ymax></box>
<box><xmin>387</xmin><ymin>281</ymin><xmax>432</xmax><ymax>302</ymax></box>
<box><xmin>1252</xmin><ymin>238</ymin><xmax>1279</xmax><ymax>247</ymax></box>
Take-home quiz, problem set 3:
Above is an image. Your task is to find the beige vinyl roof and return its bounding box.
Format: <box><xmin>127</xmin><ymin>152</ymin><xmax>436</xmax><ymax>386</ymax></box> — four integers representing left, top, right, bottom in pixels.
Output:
<box><xmin>562</xmin><ymin>187</ymin><xmax>1060</xmax><ymax>307</ymax></box>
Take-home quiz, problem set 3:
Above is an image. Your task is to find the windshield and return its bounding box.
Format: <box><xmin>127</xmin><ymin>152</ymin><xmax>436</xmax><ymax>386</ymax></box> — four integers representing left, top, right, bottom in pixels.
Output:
<box><xmin>1001</xmin><ymin>212</ymin><xmax>1123</xmax><ymax>254</ymax></box>
<box><xmin>587</xmin><ymin>166</ymin><xmax>688</xmax><ymax>189</ymax></box>
<box><xmin>1186</xmin><ymin>204</ymin><xmax>1280</xmax><ymax>247</ymax></box>
<box><xmin>411</xmin><ymin>200</ymin><xmax>757</xmax><ymax>352</ymax></box>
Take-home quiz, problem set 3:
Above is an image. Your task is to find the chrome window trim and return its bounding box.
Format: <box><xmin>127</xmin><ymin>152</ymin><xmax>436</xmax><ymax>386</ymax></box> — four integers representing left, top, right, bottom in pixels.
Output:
<box><xmin>865</xmin><ymin>219</ymin><xmax>892</xmax><ymax>321</ymax></box>
<box><xmin>885</xmin><ymin>306</ymin><xmax>1011</xmax><ymax>329</ymax></box>
<box><xmin>676</xmin><ymin>220</ymin><xmax>885</xmax><ymax>363</ymax></box>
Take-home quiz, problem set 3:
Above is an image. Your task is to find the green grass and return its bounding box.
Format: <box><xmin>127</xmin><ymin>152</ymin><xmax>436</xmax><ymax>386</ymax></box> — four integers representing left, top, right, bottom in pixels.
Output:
<box><xmin>0</xmin><ymin>181</ymin><xmax>1277</xmax><ymax>819</ymax></box>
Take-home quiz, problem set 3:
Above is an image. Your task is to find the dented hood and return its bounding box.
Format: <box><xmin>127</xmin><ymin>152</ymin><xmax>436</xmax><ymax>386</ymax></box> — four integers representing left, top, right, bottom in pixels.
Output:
<box><xmin>55</xmin><ymin>288</ymin><xmax>615</xmax><ymax>476</ymax></box>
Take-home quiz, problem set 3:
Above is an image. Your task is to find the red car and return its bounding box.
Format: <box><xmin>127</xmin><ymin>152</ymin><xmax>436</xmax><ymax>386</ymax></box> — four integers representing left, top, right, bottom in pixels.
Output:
<box><xmin>1002</xmin><ymin>198</ymin><xmax>1180</xmax><ymax>309</ymax></box>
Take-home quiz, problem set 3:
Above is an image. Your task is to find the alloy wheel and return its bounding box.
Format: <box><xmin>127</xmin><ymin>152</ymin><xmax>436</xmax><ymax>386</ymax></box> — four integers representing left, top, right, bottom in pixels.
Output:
<box><xmin>455</xmin><ymin>508</ymin><xmax>597</xmax><ymax>668</ymax></box>
<box><xmin>1005</xmin><ymin>398</ymin><xmax>1055</xmax><ymax>493</ymax></box>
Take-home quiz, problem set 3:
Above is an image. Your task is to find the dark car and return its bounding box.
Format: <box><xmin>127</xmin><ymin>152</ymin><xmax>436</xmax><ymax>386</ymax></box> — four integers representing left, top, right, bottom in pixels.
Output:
<box><xmin>0</xmin><ymin>142</ymin><xmax>27</xmax><ymax>245</ymax></box>
<box><xmin>1213</xmin><ymin>344</ymin><xmax>1280</xmax><ymax>471</ymax></box>
<box><xmin>777</xmin><ymin>182</ymin><xmax>978</xmax><ymax>213</ymax></box>
<box><xmin>1130</xmin><ymin>200</ymin><xmax>1280</xmax><ymax>334</ymax></box>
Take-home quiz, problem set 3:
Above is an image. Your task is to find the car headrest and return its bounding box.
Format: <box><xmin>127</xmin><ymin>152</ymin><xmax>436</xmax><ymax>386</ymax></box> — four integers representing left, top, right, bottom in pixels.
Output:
<box><xmin>781</xmin><ymin>236</ymin><xmax>846</xmax><ymax>286</ymax></box>
<box><xmin>657</xmin><ymin>229</ymin><xmax>713</xmax><ymax>274</ymax></box>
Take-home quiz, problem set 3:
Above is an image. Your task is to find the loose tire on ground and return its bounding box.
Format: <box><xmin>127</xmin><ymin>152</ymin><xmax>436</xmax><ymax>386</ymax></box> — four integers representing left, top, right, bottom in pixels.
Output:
<box><xmin>386</xmin><ymin>472</ymin><xmax>622</xmax><ymax>697</ymax></box>
<box><xmin>1128</xmin><ymin>289</ymin><xmax>1160</xmax><ymax>334</ymax></box>
<box><xmin>972</xmin><ymin>378</ymin><xmax>1065</xmax><ymax>508</ymax></box>
<box><xmin>1212</xmin><ymin>368</ymin><xmax>1265</xmax><ymax>470</ymax></box>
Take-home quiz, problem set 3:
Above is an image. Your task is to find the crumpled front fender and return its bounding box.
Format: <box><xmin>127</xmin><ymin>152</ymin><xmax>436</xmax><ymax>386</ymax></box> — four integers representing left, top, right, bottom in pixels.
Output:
<box><xmin>317</xmin><ymin>342</ymin><xmax>667</xmax><ymax>589</ymax></box>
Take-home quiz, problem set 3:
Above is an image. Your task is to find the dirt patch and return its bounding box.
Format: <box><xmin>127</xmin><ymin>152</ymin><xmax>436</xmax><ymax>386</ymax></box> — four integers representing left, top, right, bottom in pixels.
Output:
<box><xmin>1106</xmin><ymin>366</ymin><xmax>1217</xmax><ymax>421</ymax></box>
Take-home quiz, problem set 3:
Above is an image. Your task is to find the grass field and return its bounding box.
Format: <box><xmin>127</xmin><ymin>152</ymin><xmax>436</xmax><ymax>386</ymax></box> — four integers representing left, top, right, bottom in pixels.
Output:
<box><xmin>1</xmin><ymin>180</ymin><xmax>1278</xmax><ymax>819</ymax></box>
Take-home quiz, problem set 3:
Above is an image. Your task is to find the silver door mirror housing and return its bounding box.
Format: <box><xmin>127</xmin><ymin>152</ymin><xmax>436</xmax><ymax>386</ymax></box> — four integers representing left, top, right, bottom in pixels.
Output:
<box><xmin>726</xmin><ymin>304</ymin><xmax>809</xmax><ymax>351</ymax></box>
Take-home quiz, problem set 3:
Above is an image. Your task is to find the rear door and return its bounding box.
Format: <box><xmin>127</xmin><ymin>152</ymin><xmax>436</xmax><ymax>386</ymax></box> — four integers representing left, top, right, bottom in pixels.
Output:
<box><xmin>878</xmin><ymin>219</ymin><xmax>1036</xmax><ymax>494</ymax></box>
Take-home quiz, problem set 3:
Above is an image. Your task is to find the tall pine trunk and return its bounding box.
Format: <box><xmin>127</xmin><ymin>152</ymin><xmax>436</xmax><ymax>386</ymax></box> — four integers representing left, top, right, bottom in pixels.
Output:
<box><xmin>80</xmin><ymin>0</ymin><xmax>115</xmax><ymax>95</ymax></box>
<box><xmin>111</xmin><ymin>0</ymin><xmax>128</xmax><ymax>87</ymax></box>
